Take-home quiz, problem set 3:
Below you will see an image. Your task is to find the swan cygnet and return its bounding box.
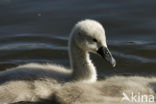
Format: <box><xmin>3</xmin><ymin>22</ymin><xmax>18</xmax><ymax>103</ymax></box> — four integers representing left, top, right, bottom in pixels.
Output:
<box><xmin>0</xmin><ymin>19</ymin><xmax>116</xmax><ymax>104</ymax></box>
<box><xmin>54</xmin><ymin>76</ymin><xmax>156</xmax><ymax>104</ymax></box>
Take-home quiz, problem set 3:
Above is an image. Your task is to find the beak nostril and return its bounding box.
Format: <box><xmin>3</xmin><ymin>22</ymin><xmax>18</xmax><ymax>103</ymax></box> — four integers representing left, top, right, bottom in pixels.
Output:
<box><xmin>104</xmin><ymin>50</ymin><xmax>109</xmax><ymax>54</ymax></box>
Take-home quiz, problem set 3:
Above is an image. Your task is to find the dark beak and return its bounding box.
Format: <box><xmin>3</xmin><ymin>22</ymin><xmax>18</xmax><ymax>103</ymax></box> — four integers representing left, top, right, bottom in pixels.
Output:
<box><xmin>97</xmin><ymin>47</ymin><xmax>116</xmax><ymax>67</ymax></box>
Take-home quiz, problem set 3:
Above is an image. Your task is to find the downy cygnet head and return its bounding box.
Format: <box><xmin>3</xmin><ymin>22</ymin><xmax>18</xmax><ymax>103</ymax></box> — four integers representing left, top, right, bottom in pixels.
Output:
<box><xmin>69</xmin><ymin>19</ymin><xmax>116</xmax><ymax>67</ymax></box>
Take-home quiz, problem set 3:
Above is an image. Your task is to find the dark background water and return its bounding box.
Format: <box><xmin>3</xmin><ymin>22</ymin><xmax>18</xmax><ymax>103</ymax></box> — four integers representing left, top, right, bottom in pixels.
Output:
<box><xmin>0</xmin><ymin>0</ymin><xmax>156</xmax><ymax>78</ymax></box>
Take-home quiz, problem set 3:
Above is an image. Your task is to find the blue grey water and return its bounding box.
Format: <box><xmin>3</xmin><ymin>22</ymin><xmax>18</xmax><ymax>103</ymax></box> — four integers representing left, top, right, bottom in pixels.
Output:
<box><xmin>0</xmin><ymin>0</ymin><xmax>156</xmax><ymax>78</ymax></box>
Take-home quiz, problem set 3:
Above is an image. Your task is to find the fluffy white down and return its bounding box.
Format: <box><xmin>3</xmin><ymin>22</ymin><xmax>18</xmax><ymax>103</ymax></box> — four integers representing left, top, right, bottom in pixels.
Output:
<box><xmin>0</xmin><ymin>19</ymin><xmax>156</xmax><ymax>104</ymax></box>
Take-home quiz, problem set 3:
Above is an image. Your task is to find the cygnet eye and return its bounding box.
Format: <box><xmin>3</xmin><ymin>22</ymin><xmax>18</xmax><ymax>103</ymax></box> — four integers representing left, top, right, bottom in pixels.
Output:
<box><xmin>92</xmin><ymin>38</ymin><xmax>97</xmax><ymax>42</ymax></box>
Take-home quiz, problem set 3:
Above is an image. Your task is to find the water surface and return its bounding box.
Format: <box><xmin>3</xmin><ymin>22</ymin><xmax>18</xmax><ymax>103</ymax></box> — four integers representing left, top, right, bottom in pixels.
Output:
<box><xmin>0</xmin><ymin>0</ymin><xmax>156</xmax><ymax>78</ymax></box>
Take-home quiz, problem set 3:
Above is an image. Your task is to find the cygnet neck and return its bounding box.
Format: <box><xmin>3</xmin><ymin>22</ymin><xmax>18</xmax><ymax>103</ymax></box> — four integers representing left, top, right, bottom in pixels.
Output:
<box><xmin>69</xmin><ymin>39</ymin><xmax>97</xmax><ymax>83</ymax></box>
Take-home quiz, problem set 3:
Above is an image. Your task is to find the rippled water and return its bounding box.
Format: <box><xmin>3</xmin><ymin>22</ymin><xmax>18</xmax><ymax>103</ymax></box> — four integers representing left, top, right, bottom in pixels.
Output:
<box><xmin>0</xmin><ymin>0</ymin><xmax>156</xmax><ymax>78</ymax></box>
